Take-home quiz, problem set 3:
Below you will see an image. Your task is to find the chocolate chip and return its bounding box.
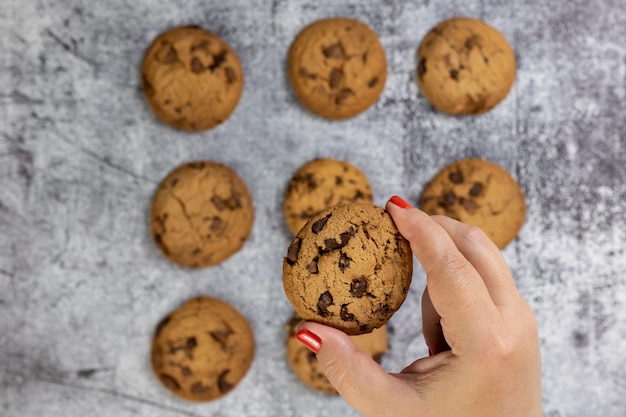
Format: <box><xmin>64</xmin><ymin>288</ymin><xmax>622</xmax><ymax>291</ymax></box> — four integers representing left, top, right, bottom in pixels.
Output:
<box><xmin>211</xmin><ymin>196</ymin><xmax>226</xmax><ymax>211</ymax></box>
<box><xmin>190</xmin><ymin>381</ymin><xmax>210</xmax><ymax>395</ymax></box>
<box><xmin>450</xmin><ymin>69</ymin><xmax>458</xmax><ymax>80</ymax></box>
<box><xmin>335</xmin><ymin>89</ymin><xmax>354</xmax><ymax>104</ymax></box>
<box><xmin>210</xmin><ymin>217</ymin><xmax>223</xmax><ymax>232</ymax></box>
<box><xmin>350</xmin><ymin>277</ymin><xmax>368</xmax><ymax>298</ymax></box>
<box><xmin>225</xmin><ymin>67</ymin><xmax>236</xmax><ymax>84</ymax></box>
<box><xmin>335</xmin><ymin>176</ymin><xmax>343</xmax><ymax>186</ymax></box>
<box><xmin>368</xmin><ymin>77</ymin><xmax>379</xmax><ymax>88</ymax></box>
<box><xmin>186</xmin><ymin>337</ymin><xmax>197</xmax><ymax>350</ymax></box>
<box><xmin>210</xmin><ymin>326</ymin><xmax>233</xmax><ymax>349</ymax></box>
<box><xmin>322</xmin><ymin>43</ymin><xmax>346</xmax><ymax>60</ymax></box>
<box><xmin>286</xmin><ymin>238</ymin><xmax>302</xmax><ymax>265</ymax></box>
<box><xmin>305</xmin><ymin>256</ymin><xmax>319</xmax><ymax>274</ymax></box>
<box><xmin>159</xmin><ymin>44</ymin><xmax>178</xmax><ymax>64</ymax></box>
<box><xmin>329</xmin><ymin>68</ymin><xmax>343</xmax><ymax>89</ymax></box>
<box><xmin>340</xmin><ymin>304</ymin><xmax>355</xmax><ymax>321</ymax></box>
<box><xmin>208</xmin><ymin>51</ymin><xmax>227</xmax><ymax>71</ymax></box>
<box><xmin>190</xmin><ymin>57</ymin><xmax>204</xmax><ymax>73</ymax></box>
<box><xmin>170</xmin><ymin>178</ymin><xmax>179</xmax><ymax>187</ymax></box>
<box><xmin>317</xmin><ymin>291</ymin><xmax>333</xmax><ymax>316</ymax></box>
<box><xmin>160</xmin><ymin>374</ymin><xmax>181</xmax><ymax>390</ymax></box>
<box><xmin>417</xmin><ymin>58</ymin><xmax>427</xmax><ymax>77</ymax></box>
<box><xmin>320</xmin><ymin>228</ymin><xmax>355</xmax><ymax>253</ymax></box>
<box><xmin>298</xmin><ymin>67</ymin><xmax>317</xmax><ymax>79</ymax></box>
<box><xmin>443</xmin><ymin>192</ymin><xmax>456</xmax><ymax>206</ymax></box>
<box><xmin>465</xmin><ymin>35</ymin><xmax>480</xmax><ymax>50</ymax></box>
<box><xmin>173</xmin><ymin>366</ymin><xmax>187</xmax><ymax>377</ymax></box>
<box><xmin>218</xmin><ymin>370</ymin><xmax>234</xmax><ymax>393</ymax></box>
<box><xmin>469</xmin><ymin>182</ymin><xmax>483</xmax><ymax>196</ymax></box>
<box><xmin>449</xmin><ymin>171</ymin><xmax>464</xmax><ymax>183</ymax></box>
<box><xmin>311</xmin><ymin>213</ymin><xmax>332</xmax><ymax>234</ymax></box>
<box><xmin>190</xmin><ymin>40</ymin><xmax>210</xmax><ymax>52</ymax></box>
<box><xmin>189</xmin><ymin>162</ymin><xmax>205</xmax><ymax>169</ymax></box>
<box><xmin>460</xmin><ymin>197</ymin><xmax>478</xmax><ymax>214</ymax></box>
<box><xmin>338</xmin><ymin>252</ymin><xmax>352</xmax><ymax>272</ymax></box>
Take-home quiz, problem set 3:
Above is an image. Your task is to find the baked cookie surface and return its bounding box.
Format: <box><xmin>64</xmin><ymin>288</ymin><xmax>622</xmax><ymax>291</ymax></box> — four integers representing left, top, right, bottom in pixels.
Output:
<box><xmin>151</xmin><ymin>161</ymin><xmax>254</xmax><ymax>268</ymax></box>
<box><xmin>282</xmin><ymin>203</ymin><xmax>412</xmax><ymax>335</ymax></box>
<box><xmin>284</xmin><ymin>158</ymin><xmax>373</xmax><ymax>235</ymax></box>
<box><xmin>142</xmin><ymin>26</ymin><xmax>244</xmax><ymax>131</ymax></box>
<box><xmin>419</xmin><ymin>158</ymin><xmax>526</xmax><ymax>249</ymax></box>
<box><xmin>151</xmin><ymin>296</ymin><xmax>255</xmax><ymax>402</ymax></box>
<box><xmin>288</xmin><ymin>18</ymin><xmax>387</xmax><ymax>119</ymax></box>
<box><xmin>285</xmin><ymin>313</ymin><xmax>388</xmax><ymax>395</ymax></box>
<box><xmin>416</xmin><ymin>17</ymin><xmax>515</xmax><ymax>114</ymax></box>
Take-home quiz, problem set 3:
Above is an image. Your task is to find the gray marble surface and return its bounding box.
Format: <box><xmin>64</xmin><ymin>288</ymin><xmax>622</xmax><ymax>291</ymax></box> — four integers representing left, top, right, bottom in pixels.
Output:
<box><xmin>1</xmin><ymin>0</ymin><xmax>625</xmax><ymax>416</ymax></box>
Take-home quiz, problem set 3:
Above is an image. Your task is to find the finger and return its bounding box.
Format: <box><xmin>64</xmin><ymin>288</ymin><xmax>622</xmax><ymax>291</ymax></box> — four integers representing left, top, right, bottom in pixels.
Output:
<box><xmin>386</xmin><ymin>199</ymin><xmax>499</xmax><ymax>348</ymax></box>
<box><xmin>297</xmin><ymin>322</ymin><xmax>407</xmax><ymax>416</ymax></box>
<box><xmin>421</xmin><ymin>287</ymin><xmax>450</xmax><ymax>354</ymax></box>
<box><xmin>431</xmin><ymin>215</ymin><xmax>518</xmax><ymax>307</ymax></box>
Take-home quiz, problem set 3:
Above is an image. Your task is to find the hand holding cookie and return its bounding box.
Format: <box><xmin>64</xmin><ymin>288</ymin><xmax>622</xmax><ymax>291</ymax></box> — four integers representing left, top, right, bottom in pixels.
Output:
<box><xmin>295</xmin><ymin>196</ymin><xmax>542</xmax><ymax>417</ymax></box>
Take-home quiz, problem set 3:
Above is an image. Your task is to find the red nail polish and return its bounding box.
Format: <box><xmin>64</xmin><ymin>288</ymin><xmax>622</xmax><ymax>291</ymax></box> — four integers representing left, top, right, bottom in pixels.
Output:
<box><xmin>389</xmin><ymin>195</ymin><xmax>412</xmax><ymax>209</ymax></box>
<box><xmin>296</xmin><ymin>329</ymin><xmax>322</xmax><ymax>353</ymax></box>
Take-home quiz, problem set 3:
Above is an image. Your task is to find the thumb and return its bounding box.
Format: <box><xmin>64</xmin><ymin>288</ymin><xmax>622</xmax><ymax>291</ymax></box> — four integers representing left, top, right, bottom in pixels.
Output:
<box><xmin>297</xmin><ymin>322</ymin><xmax>407</xmax><ymax>416</ymax></box>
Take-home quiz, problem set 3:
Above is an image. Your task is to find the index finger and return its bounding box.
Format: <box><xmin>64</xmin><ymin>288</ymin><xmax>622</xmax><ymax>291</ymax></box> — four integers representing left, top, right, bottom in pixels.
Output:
<box><xmin>386</xmin><ymin>198</ymin><xmax>499</xmax><ymax>351</ymax></box>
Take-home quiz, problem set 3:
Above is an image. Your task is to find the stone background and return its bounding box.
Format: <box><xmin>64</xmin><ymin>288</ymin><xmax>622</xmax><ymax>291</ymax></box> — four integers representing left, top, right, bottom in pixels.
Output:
<box><xmin>1</xmin><ymin>0</ymin><xmax>625</xmax><ymax>416</ymax></box>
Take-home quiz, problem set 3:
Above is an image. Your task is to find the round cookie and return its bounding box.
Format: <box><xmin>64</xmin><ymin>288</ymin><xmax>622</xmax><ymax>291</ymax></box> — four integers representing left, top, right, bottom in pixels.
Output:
<box><xmin>416</xmin><ymin>17</ymin><xmax>516</xmax><ymax>114</ymax></box>
<box><xmin>419</xmin><ymin>158</ymin><xmax>526</xmax><ymax>249</ymax></box>
<box><xmin>284</xmin><ymin>158</ymin><xmax>373</xmax><ymax>235</ymax></box>
<box><xmin>142</xmin><ymin>26</ymin><xmax>244</xmax><ymax>131</ymax></box>
<box><xmin>282</xmin><ymin>203</ymin><xmax>413</xmax><ymax>335</ymax></box>
<box><xmin>151</xmin><ymin>296</ymin><xmax>255</xmax><ymax>402</ymax></box>
<box><xmin>285</xmin><ymin>313</ymin><xmax>388</xmax><ymax>395</ymax></box>
<box><xmin>288</xmin><ymin>18</ymin><xmax>387</xmax><ymax>119</ymax></box>
<box><xmin>151</xmin><ymin>161</ymin><xmax>254</xmax><ymax>268</ymax></box>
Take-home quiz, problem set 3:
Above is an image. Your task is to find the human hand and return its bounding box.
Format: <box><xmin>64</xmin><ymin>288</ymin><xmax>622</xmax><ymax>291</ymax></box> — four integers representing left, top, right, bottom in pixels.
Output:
<box><xmin>295</xmin><ymin>196</ymin><xmax>542</xmax><ymax>417</ymax></box>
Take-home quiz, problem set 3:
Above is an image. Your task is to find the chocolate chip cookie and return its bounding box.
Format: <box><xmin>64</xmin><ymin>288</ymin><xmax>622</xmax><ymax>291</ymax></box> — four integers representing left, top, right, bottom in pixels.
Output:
<box><xmin>420</xmin><ymin>158</ymin><xmax>526</xmax><ymax>249</ymax></box>
<box><xmin>284</xmin><ymin>158</ymin><xmax>373</xmax><ymax>235</ymax></box>
<box><xmin>288</xmin><ymin>18</ymin><xmax>387</xmax><ymax>119</ymax></box>
<box><xmin>416</xmin><ymin>17</ymin><xmax>516</xmax><ymax>114</ymax></box>
<box><xmin>283</xmin><ymin>203</ymin><xmax>413</xmax><ymax>335</ymax></box>
<box><xmin>142</xmin><ymin>26</ymin><xmax>244</xmax><ymax>131</ymax></box>
<box><xmin>285</xmin><ymin>313</ymin><xmax>388</xmax><ymax>394</ymax></box>
<box><xmin>151</xmin><ymin>296</ymin><xmax>255</xmax><ymax>402</ymax></box>
<box><xmin>151</xmin><ymin>161</ymin><xmax>254</xmax><ymax>268</ymax></box>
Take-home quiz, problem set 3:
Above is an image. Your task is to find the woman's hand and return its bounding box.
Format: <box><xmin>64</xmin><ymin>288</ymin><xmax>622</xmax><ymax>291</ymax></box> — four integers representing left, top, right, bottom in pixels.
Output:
<box><xmin>296</xmin><ymin>196</ymin><xmax>542</xmax><ymax>417</ymax></box>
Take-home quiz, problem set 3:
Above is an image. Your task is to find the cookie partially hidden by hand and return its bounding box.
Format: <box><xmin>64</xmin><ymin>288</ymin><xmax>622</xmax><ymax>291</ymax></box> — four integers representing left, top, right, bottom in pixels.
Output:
<box><xmin>416</xmin><ymin>17</ymin><xmax>515</xmax><ymax>114</ymax></box>
<box><xmin>142</xmin><ymin>26</ymin><xmax>244</xmax><ymax>131</ymax></box>
<box><xmin>284</xmin><ymin>158</ymin><xmax>373</xmax><ymax>235</ymax></box>
<box><xmin>288</xmin><ymin>18</ymin><xmax>387</xmax><ymax>119</ymax></box>
<box><xmin>282</xmin><ymin>203</ymin><xmax>412</xmax><ymax>335</ymax></box>
<box><xmin>151</xmin><ymin>296</ymin><xmax>255</xmax><ymax>402</ymax></box>
<box><xmin>286</xmin><ymin>313</ymin><xmax>388</xmax><ymax>394</ymax></box>
<box><xmin>151</xmin><ymin>161</ymin><xmax>254</xmax><ymax>268</ymax></box>
<box><xmin>419</xmin><ymin>158</ymin><xmax>526</xmax><ymax>249</ymax></box>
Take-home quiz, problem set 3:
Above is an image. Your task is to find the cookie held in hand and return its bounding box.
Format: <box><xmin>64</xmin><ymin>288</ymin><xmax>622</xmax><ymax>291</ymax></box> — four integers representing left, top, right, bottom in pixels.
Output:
<box><xmin>282</xmin><ymin>203</ymin><xmax>413</xmax><ymax>335</ymax></box>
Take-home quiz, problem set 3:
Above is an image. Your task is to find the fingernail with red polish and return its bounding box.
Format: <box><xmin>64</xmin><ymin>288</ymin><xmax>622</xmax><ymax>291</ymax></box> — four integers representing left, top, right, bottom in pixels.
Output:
<box><xmin>389</xmin><ymin>195</ymin><xmax>412</xmax><ymax>209</ymax></box>
<box><xmin>296</xmin><ymin>329</ymin><xmax>322</xmax><ymax>353</ymax></box>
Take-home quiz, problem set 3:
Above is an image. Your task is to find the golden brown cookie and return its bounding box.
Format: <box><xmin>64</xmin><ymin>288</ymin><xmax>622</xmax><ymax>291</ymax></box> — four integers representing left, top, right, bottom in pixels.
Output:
<box><xmin>283</xmin><ymin>203</ymin><xmax>413</xmax><ymax>335</ymax></box>
<box><xmin>284</xmin><ymin>158</ymin><xmax>373</xmax><ymax>235</ymax></box>
<box><xmin>419</xmin><ymin>158</ymin><xmax>526</xmax><ymax>249</ymax></box>
<box><xmin>416</xmin><ymin>17</ymin><xmax>516</xmax><ymax>114</ymax></box>
<box><xmin>288</xmin><ymin>18</ymin><xmax>387</xmax><ymax>119</ymax></box>
<box><xmin>151</xmin><ymin>161</ymin><xmax>254</xmax><ymax>268</ymax></box>
<box><xmin>142</xmin><ymin>26</ymin><xmax>244</xmax><ymax>131</ymax></box>
<box><xmin>151</xmin><ymin>296</ymin><xmax>255</xmax><ymax>402</ymax></box>
<box><xmin>285</xmin><ymin>313</ymin><xmax>388</xmax><ymax>395</ymax></box>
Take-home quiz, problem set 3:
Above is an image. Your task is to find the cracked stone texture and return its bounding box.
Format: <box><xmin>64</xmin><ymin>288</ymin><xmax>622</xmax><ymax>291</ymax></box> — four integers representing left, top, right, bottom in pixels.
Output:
<box><xmin>0</xmin><ymin>1</ymin><xmax>625</xmax><ymax>416</ymax></box>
